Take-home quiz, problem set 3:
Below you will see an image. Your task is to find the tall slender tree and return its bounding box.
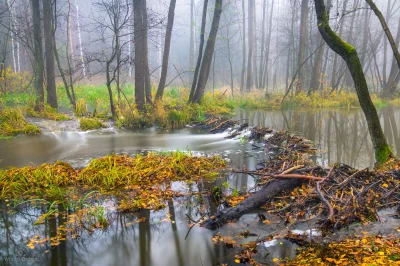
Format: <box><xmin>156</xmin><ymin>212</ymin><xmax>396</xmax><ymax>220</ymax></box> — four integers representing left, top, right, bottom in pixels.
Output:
<box><xmin>189</xmin><ymin>0</ymin><xmax>208</xmax><ymax>102</ymax></box>
<box><xmin>42</xmin><ymin>0</ymin><xmax>57</xmax><ymax>108</ymax></box>
<box><xmin>297</xmin><ymin>0</ymin><xmax>309</xmax><ymax>92</ymax></box>
<box><xmin>155</xmin><ymin>0</ymin><xmax>177</xmax><ymax>100</ymax></box>
<box><xmin>191</xmin><ymin>0</ymin><xmax>223</xmax><ymax>104</ymax></box>
<box><xmin>246</xmin><ymin>0</ymin><xmax>254</xmax><ymax>91</ymax></box>
<box><xmin>31</xmin><ymin>0</ymin><xmax>44</xmax><ymax>110</ymax></box>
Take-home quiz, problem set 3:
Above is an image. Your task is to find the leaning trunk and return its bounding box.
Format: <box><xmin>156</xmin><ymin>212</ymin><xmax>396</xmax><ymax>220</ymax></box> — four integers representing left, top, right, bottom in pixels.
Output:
<box><xmin>314</xmin><ymin>0</ymin><xmax>393</xmax><ymax>164</ymax></box>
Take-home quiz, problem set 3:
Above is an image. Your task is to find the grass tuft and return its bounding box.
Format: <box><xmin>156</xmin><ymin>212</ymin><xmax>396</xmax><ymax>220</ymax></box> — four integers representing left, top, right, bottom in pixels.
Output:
<box><xmin>0</xmin><ymin>108</ymin><xmax>41</xmax><ymax>137</ymax></box>
<box><xmin>80</xmin><ymin>117</ymin><xmax>106</xmax><ymax>131</ymax></box>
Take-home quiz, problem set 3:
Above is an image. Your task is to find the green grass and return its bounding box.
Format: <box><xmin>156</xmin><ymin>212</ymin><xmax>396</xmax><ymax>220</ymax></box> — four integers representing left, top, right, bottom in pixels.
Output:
<box><xmin>3</xmin><ymin>84</ymin><xmax>400</xmax><ymax>131</ymax></box>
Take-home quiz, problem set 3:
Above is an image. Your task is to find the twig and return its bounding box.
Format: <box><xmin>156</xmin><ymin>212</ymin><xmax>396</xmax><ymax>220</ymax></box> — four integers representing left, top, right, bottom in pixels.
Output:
<box><xmin>270</xmin><ymin>174</ymin><xmax>324</xmax><ymax>181</ymax></box>
<box><xmin>316</xmin><ymin>180</ymin><xmax>334</xmax><ymax>221</ymax></box>
<box><xmin>337</xmin><ymin>168</ymin><xmax>367</xmax><ymax>189</ymax></box>
<box><xmin>281</xmin><ymin>165</ymin><xmax>305</xmax><ymax>175</ymax></box>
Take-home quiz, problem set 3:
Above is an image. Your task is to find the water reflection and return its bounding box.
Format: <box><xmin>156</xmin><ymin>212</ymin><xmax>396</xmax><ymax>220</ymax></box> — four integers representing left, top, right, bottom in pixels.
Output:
<box><xmin>1</xmin><ymin>107</ymin><xmax>399</xmax><ymax>265</ymax></box>
<box><xmin>235</xmin><ymin>107</ymin><xmax>399</xmax><ymax>168</ymax></box>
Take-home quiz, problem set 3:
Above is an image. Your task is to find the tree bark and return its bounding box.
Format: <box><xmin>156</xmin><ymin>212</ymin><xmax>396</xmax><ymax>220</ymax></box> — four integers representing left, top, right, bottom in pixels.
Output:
<box><xmin>189</xmin><ymin>0</ymin><xmax>208</xmax><ymax>102</ymax></box>
<box><xmin>133</xmin><ymin>0</ymin><xmax>145</xmax><ymax>109</ymax></box>
<box><xmin>191</xmin><ymin>0</ymin><xmax>223</xmax><ymax>104</ymax></box>
<box><xmin>314</xmin><ymin>0</ymin><xmax>393</xmax><ymax>164</ymax></box>
<box><xmin>142</xmin><ymin>0</ymin><xmax>152</xmax><ymax>105</ymax></box>
<box><xmin>310</xmin><ymin>0</ymin><xmax>331</xmax><ymax>93</ymax></box>
<box><xmin>258</xmin><ymin>0</ymin><xmax>266</xmax><ymax>89</ymax></box>
<box><xmin>31</xmin><ymin>0</ymin><xmax>44</xmax><ymax>110</ymax></box>
<box><xmin>42</xmin><ymin>0</ymin><xmax>57</xmax><ymax>108</ymax></box>
<box><xmin>240</xmin><ymin>0</ymin><xmax>246</xmax><ymax>93</ymax></box>
<box><xmin>155</xmin><ymin>0</ymin><xmax>177</xmax><ymax>100</ymax></box>
<box><xmin>246</xmin><ymin>0</ymin><xmax>254</xmax><ymax>91</ymax></box>
<box><xmin>189</xmin><ymin>0</ymin><xmax>195</xmax><ymax>76</ymax></box>
<box><xmin>297</xmin><ymin>0</ymin><xmax>309</xmax><ymax>92</ymax></box>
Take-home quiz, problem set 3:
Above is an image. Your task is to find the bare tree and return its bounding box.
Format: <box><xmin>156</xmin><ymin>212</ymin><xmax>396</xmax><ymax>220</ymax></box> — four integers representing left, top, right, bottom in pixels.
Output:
<box><xmin>42</xmin><ymin>0</ymin><xmax>57</xmax><ymax>108</ymax></box>
<box><xmin>297</xmin><ymin>0</ymin><xmax>309</xmax><ymax>92</ymax></box>
<box><xmin>31</xmin><ymin>0</ymin><xmax>44</xmax><ymax>110</ymax></box>
<box><xmin>155</xmin><ymin>0</ymin><xmax>177</xmax><ymax>101</ymax></box>
<box><xmin>190</xmin><ymin>0</ymin><xmax>223</xmax><ymax>104</ymax></box>
<box><xmin>314</xmin><ymin>0</ymin><xmax>393</xmax><ymax>164</ymax></box>
<box><xmin>246</xmin><ymin>0</ymin><xmax>254</xmax><ymax>91</ymax></box>
<box><xmin>188</xmin><ymin>0</ymin><xmax>208</xmax><ymax>102</ymax></box>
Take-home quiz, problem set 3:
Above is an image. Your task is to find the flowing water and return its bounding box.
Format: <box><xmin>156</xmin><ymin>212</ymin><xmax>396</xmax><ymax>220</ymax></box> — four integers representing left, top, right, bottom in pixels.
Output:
<box><xmin>0</xmin><ymin>107</ymin><xmax>399</xmax><ymax>266</ymax></box>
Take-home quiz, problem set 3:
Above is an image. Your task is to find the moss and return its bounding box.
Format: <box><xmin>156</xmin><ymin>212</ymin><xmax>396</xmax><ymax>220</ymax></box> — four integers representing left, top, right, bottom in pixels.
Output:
<box><xmin>0</xmin><ymin>108</ymin><xmax>41</xmax><ymax>137</ymax></box>
<box><xmin>80</xmin><ymin>118</ymin><xmax>106</xmax><ymax>131</ymax></box>
<box><xmin>375</xmin><ymin>144</ymin><xmax>393</xmax><ymax>164</ymax></box>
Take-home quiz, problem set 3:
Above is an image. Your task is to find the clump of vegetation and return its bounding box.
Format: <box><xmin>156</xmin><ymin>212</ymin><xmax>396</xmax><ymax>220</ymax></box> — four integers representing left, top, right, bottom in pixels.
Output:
<box><xmin>0</xmin><ymin>152</ymin><xmax>226</xmax><ymax>206</ymax></box>
<box><xmin>26</xmin><ymin>102</ymin><xmax>72</xmax><ymax>121</ymax></box>
<box><xmin>80</xmin><ymin>117</ymin><xmax>106</xmax><ymax>131</ymax></box>
<box><xmin>75</xmin><ymin>98</ymin><xmax>89</xmax><ymax>117</ymax></box>
<box><xmin>0</xmin><ymin>108</ymin><xmax>40</xmax><ymax>138</ymax></box>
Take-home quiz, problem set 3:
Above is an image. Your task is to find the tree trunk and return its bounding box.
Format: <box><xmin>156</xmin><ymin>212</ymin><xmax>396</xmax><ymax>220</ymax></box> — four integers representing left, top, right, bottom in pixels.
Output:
<box><xmin>202</xmin><ymin>178</ymin><xmax>303</xmax><ymax>229</ymax></box>
<box><xmin>297</xmin><ymin>0</ymin><xmax>309</xmax><ymax>92</ymax></box>
<box><xmin>133</xmin><ymin>0</ymin><xmax>145</xmax><ymax>109</ymax></box>
<box><xmin>360</xmin><ymin>2</ymin><xmax>370</xmax><ymax>66</ymax></box>
<box><xmin>42</xmin><ymin>0</ymin><xmax>57</xmax><ymax>108</ymax></box>
<box><xmin>155</xmin><ymin>0</ymin><xmax>177</xmax><ymax>101</ymax></box>
<box><xmin>314</xmin><ymin>0</ymin><xmax>393</xmax><ymax>164</ymax></box>
<box><xmin>189</xmin><ymin>0</ymin><xmax>195</xmax><ymax>76</ymax></box>
<box><xmin>246</xmin><ymin>0</ymin><xmax>254</xmax><ymax>91</ymax></box>
<box><xmin>31</xmin><ymin>0</ymin><xmax>44</xmax><ymax>110</ymax></box>
<box><xmin>258</xmin><ymin>0</ymin><xmax>266</xmax><ymax>89</ymax></box>
<box><xmin>383</xmin><ymin>0</ymin><xmax>392</xmax><ymax>84</ymax></box>
<box><xmin>191</xmin><ymin>0</ymin><xmax>223</xmax><ymax>104</ymax></box>
<box><xmin>75</xmin><ymin>0</ymin><xmax>86</xmax><ymax>78</ymax></box>
<box><xmin>262</xmin><ymin>0</ymin><xmax>274</xmax><ymax>89</ymax></box>
<box><xmin>106</xmin><ymin>62</ymin><xmax>116</xmax><ymax>118</ymax></box>
<box><xmin>385</xmin><ymin>17</ymin><xmax>400</xmax><ymax>96</ymax></box>
<box><xmin>240</xmin><ymin>0</ymin><xmax>246</xmax><ymax>93</ymax></box>
<box><xmin>310</xmin><ymin>0</ymin><xmax>331</xmax><ymax>93</ymax></box>
<box><xmin>142</xmin><ymin>0</ymin><xmax>152</xmax><ymax>105</ymax></box>
<box><xmin>189</xmin><ymin>0</ymin><xmax>208</xmax><ymax>102</ymax></box>
<box><xmin>366</xmin><ymin>0</ymin><xmax>400</xmax><ymax>74</ymax></box>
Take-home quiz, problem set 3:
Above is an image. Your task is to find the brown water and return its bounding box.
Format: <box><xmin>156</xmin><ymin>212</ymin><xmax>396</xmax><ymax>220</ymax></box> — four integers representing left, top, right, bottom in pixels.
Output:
<box><xmin>0</xmin><ymin>107</ymin><xmax>398</xmax><ymax>266</ymax></box>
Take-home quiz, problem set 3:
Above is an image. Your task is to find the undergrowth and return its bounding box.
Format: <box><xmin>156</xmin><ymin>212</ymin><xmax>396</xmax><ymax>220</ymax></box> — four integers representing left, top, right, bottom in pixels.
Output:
<box><xmin>0</xmin><ymin>152</ymin><xmax>226</xmax><ymax>211</ymax></box>
<box><xmin>0</xmin><ymin>108</ymin><xmax>40</xmax><ymax>138</ymax></box>
<box><xmin>80</xmin><ymin>117</ymin><xmax>106</xmax><ymax>131</ymax></box>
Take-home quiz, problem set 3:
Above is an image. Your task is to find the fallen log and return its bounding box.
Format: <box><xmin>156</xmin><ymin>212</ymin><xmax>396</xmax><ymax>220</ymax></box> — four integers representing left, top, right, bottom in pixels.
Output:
<box><xmin>201</xmin><ymin>178</ymin><xmax>303</xmax><ymax>229</ymax></box>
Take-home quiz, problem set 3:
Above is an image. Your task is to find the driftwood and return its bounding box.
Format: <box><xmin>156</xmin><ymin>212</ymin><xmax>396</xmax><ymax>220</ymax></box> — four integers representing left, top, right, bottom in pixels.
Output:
<box><xmin>201</xmin><ymin>178</ymin><xmax>303</xmax><ymax>229</ymax></box>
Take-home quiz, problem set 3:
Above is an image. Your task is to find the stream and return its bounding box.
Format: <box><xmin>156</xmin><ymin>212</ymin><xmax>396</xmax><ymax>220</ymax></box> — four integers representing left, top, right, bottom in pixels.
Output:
<box><xmin>0</xmin><ymin>107</ymin><xmax>399</xmax><ymax>265</ymax></box>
